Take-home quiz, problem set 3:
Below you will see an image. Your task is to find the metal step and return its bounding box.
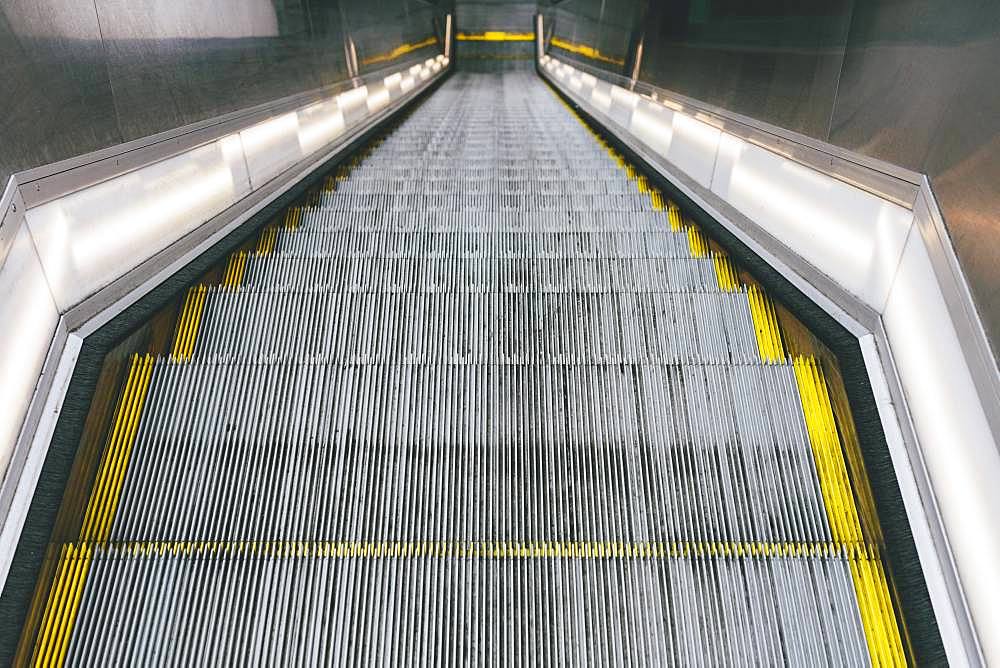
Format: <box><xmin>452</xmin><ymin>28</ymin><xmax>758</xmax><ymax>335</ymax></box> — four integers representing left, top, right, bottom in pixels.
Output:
<box><xmin>27</xmin><ymin>71</ymin><xmax>907</xmax><ymax>666</ymax></box>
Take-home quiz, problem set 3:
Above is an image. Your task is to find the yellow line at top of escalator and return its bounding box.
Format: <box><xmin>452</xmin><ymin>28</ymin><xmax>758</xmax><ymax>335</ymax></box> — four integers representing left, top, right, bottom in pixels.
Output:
<box><xmin>457</xmin><ymin>31</ymin><xmax>534</xmax><ymax>42</ymax></box>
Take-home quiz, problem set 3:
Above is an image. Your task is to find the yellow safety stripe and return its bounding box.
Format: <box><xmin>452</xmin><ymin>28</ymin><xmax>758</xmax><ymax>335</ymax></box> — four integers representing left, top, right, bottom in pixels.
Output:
<box><xmin>31</xmin><ymin>544</ymin><xmax>69</xmax><ymax>665</ymax></box>
<box><xmin>457</xmin><ymin>31</ymin><xmax>534</xmax><ymax>42</ymax></box>
<box><xmin>850</xmin><ymin>548</ymin><xmax>907</xmax><ymax>666</ymax></box>
<box><xmin>78</xmin><ymin>357</ymin><xmax>139</xmax><ymax>540</ymax></box>
<box><xmin>550</xmin><ymin>37</ymin><xmax>625</xmax><ymax>66</ymax></box>
<box><xmin>747</xmin><ymin>284</ymin><xmax>786</xmax><ymax>363</ymax></box>
<box><xmin>686</xmin><ymin>226</ymin><xmax>709</xmax><ymax>258</ymax></box>
<box><xmin>666</xmin><ymin>202</ymin><xmax>683</xmax><ymax>231</ymax></box>
<box><xmin>31</xmin><ymin>543</ymin><xmax>94</xmax><ymax>667</ymax></box>
<box><xmin>56</xmin><ymin>358</ymin><xmax>151</xmax><ymax>662</ymax></box>
<box><xmin>283</xmin><ymin>207</ymin><xmax>302</xmax><ymax>231</ymax></box>
<box><xmin>256</xmin><ymin>227</ymin><xmax>278</xmax><ymax>255</ymax></box>
<box><xmin>794</xmin><ymin>357</ymin><xmax>863</xmax><ymax>544</ymax></box>
<box><xmin>826</xmin><ymin>364</ymin><xmax>884</xmax><ymax>543</ymax></box>
<box><xmin>80</xmin><ymin>355</ymin><xmax>154</xmax><ymax>543</ymax></box>
<box><xmin>649</xmin><ymin>189</ymin><xmax>665</xmax><ymax>211</ymax></box>
<box><xmin>223</xmin><ymin>251</ymin><xmax>247</xmax><ymax>289</ymax></box>
<box><xmin>712</xmin><ymin>253</ymin><xmax>741</xmax><ymax>292</ymax></box>
<box><xmin>361</xmin><ymin>36</ymin><xmax>438</xmax><ymax>66</ymax></box>
<box><xmin>170</xmin><ymin>286</ymin><xmax>207</xmax><ymax>362</ymax></box>
<box><xmin>793</xmin><ymin>356</ymin><xmax>905</xmax><ymax>664</ymax></box>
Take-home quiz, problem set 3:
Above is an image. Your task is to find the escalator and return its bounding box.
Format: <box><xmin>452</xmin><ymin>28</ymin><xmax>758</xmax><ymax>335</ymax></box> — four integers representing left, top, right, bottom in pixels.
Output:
<box><xmin>17</xmin><ymin>69</ymin><xmax>913</xmax><ymax>665</ymax></box>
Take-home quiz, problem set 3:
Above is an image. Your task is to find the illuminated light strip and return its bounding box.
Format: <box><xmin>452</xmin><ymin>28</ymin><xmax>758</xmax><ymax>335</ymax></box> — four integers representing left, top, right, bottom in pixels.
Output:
<box><xmin>361</xmin><ymin>37</ymin><xmax>438</xmax><ymax>66</ymax></box>
<box><xmin>456</xmin><ymin>31</ymin><xmax>534</xmax><ymax>42</ymax></box>
<box><xmin>550</xmin><ymin>37</ymin><xmax>625</xmax><ymax>66</ymax></box>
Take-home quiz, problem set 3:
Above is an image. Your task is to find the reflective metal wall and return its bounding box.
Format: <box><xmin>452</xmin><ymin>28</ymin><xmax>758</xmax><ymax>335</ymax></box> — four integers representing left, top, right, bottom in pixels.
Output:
<box><xmin>344</xmin><ymin>0</ymin><xmax>445</xmax><ymax>74</ymax></box>
<box><xmin>637</xmin><ymin>0</ymin><xmax>853</xmax><ymax>139</ymax></box>
<box><xmin>456</xmin><ymin>0</ymin><xmax>535</xmax><ymax>33</ymax></box>
<box><xmin>0</xmin><ymin>0</ymin><xmax>444</xmax><ymax>189</ymax></box>
<box><xmin>829</xmin><ymin>0</ymin><xmax>1000</xmax><ymax>355</ymax></box>
<box><xmin>543</xmin><ymin>0</ymin><xmax>1000</xmax><ymax>355</ymax></box>
<box><xmin>540</xmin><ymin>0</ymin><xmax>640</xmax><ymax>75</ymax></box>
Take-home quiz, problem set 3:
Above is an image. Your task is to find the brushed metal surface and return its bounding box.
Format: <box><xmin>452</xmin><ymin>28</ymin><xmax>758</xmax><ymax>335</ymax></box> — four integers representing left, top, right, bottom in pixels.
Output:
<box><xmin>541</xmin><ymin>0</ymin><xmax>637</xmax><ymax>75</ymax></box>
<box><xmin>0</xmin><ymin>0</ymin><xmax>444</xmax><ymax>193</ymax></box>
<box><xmin>343</xmin><ymin>0</ymin><xmax>441</xmax><ymax>74</ymax></box>
<box><xmin>0</xmin><ymin>0</ymin><xmax>123</xmax><ymax>189</ymax></box>
<box><xmin>829</xmin><ymin>0</ymin><xmax>1000</xmax><ymax>357</ymax></box>
<box><xmin>456</xmin><ymin>0</ymin><xmax>535</xmax><ymax>32</ymax></box>
<box><xmin>636</xmin><ymin>0</ymin><xmax>854</xmax><ymax>140</ymax></box>
<box><xmin>93</xmin><ymin>0</ymin><xmax>342</xmax><ymax>142</ymax></box>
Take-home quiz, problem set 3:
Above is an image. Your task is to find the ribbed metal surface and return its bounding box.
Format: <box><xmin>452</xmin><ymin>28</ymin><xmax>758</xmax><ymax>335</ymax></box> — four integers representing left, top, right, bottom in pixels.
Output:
<box><xmin>58</xmin><ymin>72</ymin><xmax>880</xmax><ymax>665</ymax></box>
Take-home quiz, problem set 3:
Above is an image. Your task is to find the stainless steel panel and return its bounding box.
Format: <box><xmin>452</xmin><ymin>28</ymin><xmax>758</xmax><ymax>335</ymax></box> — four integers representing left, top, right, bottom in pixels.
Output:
<box><xmin>0</xmin><ymin>0</ymin><xmax>123</xmax><ymax>188</ymax></box>
<box><xmin>636</xmin><ymin>0</ymin><xmax>853</xmax><ymax>140</ymax></box>
<box><xmin>542</xmin><ymin>0</ymin><xmax>638</xmax><ymax>75</ymax></box>
<box><xmin>92</xmin><ymin>0</ymin><xmax>346</xmax><ymax>142</ymax></box>
<box><xmin>455</xmin><ymin>0</ymin><xmax>535</xmax><ymax>32</ymax></box>
<box><xmin>0</xmin><ymin>0</ymin><xmax>442</xmax><ymax>193</ymax></box>
<box><xmin>342</xmin><ymin>0</ymin><xmax>442</xmax><ymax>74</ymax></box>
<box><xmin>829</xmin><ymin>0</ymin><xmax>1000</xmax><ymax>355</ymax></box>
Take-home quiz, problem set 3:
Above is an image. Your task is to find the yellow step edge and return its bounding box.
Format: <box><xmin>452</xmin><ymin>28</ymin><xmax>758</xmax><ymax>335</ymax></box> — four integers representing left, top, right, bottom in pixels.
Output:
<box><xmin>32</xmin><ymin>544</ymin><xmax>71</xmax><ymax>666</ymax></box>
<box><xmin>177</xmin><ymin>286</ymin><xmax>207</xmax><ymax>362</ymax></box>
<box><xmin>78</xmin><ymin>355</ymin><xmax>143</xmax><ymax>540</ymax></box>
<box><xmin>169</xmin><ymin>289</ymin><xmax>194</xmax><ymax>360</ymax></box>
<box><xmin>712</xmin><ymin>253</ymin><xmax>741</xmax><ymax>292</ymax></box>
<box><xmin>93</xmin><ymin>355</ymin><xmax>154</xmax><ymax>543</ymax></box>
<box><xmin>223</xmin><ymin>251</ymin><xmax>247</xmax><ymax>289</ymax></box>
<box><xmin>686</xmin><ymin>226</ymin><xmax>709</xmax><ymax>258</ymax></box>
<box><xmin>666</xmin><ymin>203</ymin><xmax>684</xmax><ymax>231</ymax></box>
<box><xmin>76</xmin><ymin>539</ymin><xmax>885</xmax><ymax>562</ymax></box>
<box><xmin>747</xmin><ymin>285</ymin><xmax>787</xmax><ymax>363</ymax></box>
<box><xmin>793</xmin><ymin>356</ymin><xmax>904</xmax><ymax>663</ymax></box>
